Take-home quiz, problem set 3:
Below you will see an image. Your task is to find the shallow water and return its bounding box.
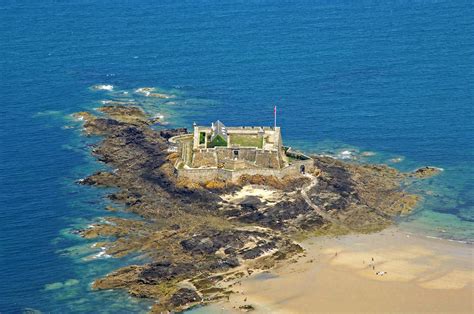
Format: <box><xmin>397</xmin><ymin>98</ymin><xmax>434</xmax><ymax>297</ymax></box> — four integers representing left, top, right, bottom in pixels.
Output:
<box><xmin>1</xmin><ymin>1</ymin><xmax>472</xmax><ymax>312</ymax></box>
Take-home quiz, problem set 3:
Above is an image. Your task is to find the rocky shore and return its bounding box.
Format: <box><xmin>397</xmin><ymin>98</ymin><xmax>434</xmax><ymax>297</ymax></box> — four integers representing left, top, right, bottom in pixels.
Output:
<box><xmin>72</xmin><ymin>105</ymin><xmax>439</xmax><ymax>313</ymax></box>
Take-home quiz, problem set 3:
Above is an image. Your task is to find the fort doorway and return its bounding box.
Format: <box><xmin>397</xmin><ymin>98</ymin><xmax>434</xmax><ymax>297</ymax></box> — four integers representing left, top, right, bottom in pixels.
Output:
<box><xmin>300</xmin><ymin>165</ymin><xmax>305</xmax><ymax>174</ymax></box>
<box><xmin>233</xmin><ymin>150</ymin><xmax>239</xmax><ymax>159</ymax></box>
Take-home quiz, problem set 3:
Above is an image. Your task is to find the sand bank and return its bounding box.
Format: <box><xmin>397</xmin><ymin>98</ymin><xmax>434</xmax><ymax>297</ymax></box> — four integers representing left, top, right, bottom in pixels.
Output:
<box><xmin>210</xmin><ymin>229</ymin><xmax>473</xmax><ymax>313</ymax></box>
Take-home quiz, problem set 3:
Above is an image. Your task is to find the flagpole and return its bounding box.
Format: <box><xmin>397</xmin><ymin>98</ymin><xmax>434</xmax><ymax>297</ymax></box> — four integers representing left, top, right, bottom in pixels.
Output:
<box><xmin>274</xmin><ymin>105</ymin><xmax>277</xmax><ymax>128</ymax></box>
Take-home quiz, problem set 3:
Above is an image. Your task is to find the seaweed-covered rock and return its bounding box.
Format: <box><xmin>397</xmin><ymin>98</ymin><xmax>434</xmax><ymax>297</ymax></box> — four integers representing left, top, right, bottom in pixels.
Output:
<box><xmin>139</xmin><ymin>261</ymin><xmax>195</xmax><ymax>284</ymax></box>
<box><xmin>411</xmin><ymin>166</ymin><xmax>441</xmax><ymax>178</ymax></box>
<box><xmin>169</xmin><ymin>288</ymin><xmax>201</xmax><ymax>307</ymax></box>
<box><xmin>160</xmin><ymin>128</ymin><xmax>188</xmax><ymax>139</ymax></box>
<box><xmin>84</xmin><ymin>118</ymin><xmax>123</xmax><ymax>135</ymax></box>
<box><xmin>79</xmin><ymin>171</ymin><xmax>118</xmax><ymax>187</ymax></box>
<box><xmin>242</xmin><ymin>242</ymin><xmax>276</xmax><ymax>260</ymax></box>
<box><xmin>97</xmin><ymin>105</ymin><xmax>150</xmax><ymax>126</ymax></box>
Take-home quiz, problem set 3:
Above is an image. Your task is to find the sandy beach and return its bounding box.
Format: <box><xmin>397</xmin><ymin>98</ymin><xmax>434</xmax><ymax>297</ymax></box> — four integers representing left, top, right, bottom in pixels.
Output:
<box><xmin>207</xmin><ymin>229</ymin><xmax>473</xmax><ymax>313</ymax></box>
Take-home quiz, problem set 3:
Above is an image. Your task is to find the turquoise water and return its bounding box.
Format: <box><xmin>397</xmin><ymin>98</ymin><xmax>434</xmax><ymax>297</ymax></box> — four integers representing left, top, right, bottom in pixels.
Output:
<box><xmin>1</xmin><ymin>1</ymin><xmax>472</xmax><ymax>312</ymax></box>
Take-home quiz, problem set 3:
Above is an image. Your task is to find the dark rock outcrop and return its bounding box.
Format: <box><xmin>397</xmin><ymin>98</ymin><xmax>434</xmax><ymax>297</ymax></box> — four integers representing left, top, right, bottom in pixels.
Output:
<box><xmin>169</xmin><ymin>288</ymin><xmax>201</xmax><ymax>307</ymax></box>
<box><xmin>160</xmin><ymin>128</ymin><xmax>188</xmax><ymax>139</ymax></box>
<box><xmin>411</xmin><ymin>166</ymin><xmax>441</xmax><ymax>178</ymax></box>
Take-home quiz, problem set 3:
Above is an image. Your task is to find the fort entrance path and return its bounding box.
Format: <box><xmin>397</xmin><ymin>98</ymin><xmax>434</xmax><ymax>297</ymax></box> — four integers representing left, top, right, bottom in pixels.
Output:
<box><xmin>301</xmin><ymin>172</ymin><xmax>338</xmax><ymax>224</ymax></box>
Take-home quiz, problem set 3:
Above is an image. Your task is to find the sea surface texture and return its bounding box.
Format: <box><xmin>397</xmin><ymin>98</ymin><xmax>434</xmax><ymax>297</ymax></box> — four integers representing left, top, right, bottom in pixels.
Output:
<box><xmin>0</xmin><ymin>1</ymin><xmax>472</xmax><ymax>312</ymax></box>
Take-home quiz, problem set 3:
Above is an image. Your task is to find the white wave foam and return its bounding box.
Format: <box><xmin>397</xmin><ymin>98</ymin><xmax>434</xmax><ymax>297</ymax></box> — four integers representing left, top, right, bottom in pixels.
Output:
<box><xmin>360</xmin><ymin>151</ymin><xmax>376</xmax><ymax>157</ymax></box>
<box><xmin>34</xmin><ymin>110</ymin><xmax>63</xmax><ymax>117</ymax></box>
<box><xmin>338</xmin><ymin>150</ymin><xmax>355</xmax><ymax>160</ymax></box>
<box><xmin>90</xmin><ymin>246</ymin><xmax>112</xmax><ymax>259</ymax></box>
<box><xmin>404</xmin><ymin>231</ymin><xmax>471</xmax><ymax>245</ymax></box>
<box><xmin>425</xmin><ymin>235</ymin><xmax>470</xmax><ymax>244</ymax></box>
<box><xmin>100</xmin><ymin>99</ymin><xmax>137</xmax><ymax>105</ymax></box>
<box><xmin>135</xmin><ymin>87</ymin><xmax>174</xmax><ymax>98</ymax></box>
<box><xmin>135</xmin><ymin>87</ymin><xmax>154</xmax><ymax>96</ymax></box>
<box><xmin>92</xmin><ymin>84</ymin><xmax>114</xmax><ymax>91</ymax></box>
<box><xmin>388</xmin><ymin>157</ymin><xmax>404</xmax><ymax>163</ymax></box>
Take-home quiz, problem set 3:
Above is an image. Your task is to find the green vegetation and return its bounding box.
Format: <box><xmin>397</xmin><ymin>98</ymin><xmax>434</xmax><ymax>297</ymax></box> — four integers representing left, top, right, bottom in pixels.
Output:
<box><xmin>208</xmin><ymin>134</ymin><xmax>227</xmax><ymax>148</ymax></box>
<box><xmin>199</xmin><ymin>132</ymin><xmax>206</xmax><ymax>144</ymax></box>
<box><xmin>230</xmin><ymin>134</ymin><xmax>263</xmax><ymax>148</ymax></box>
<box><xmin>293</xmin><ymin>223</ymin><xmax>351</xmax><ymax>241</ymax></box>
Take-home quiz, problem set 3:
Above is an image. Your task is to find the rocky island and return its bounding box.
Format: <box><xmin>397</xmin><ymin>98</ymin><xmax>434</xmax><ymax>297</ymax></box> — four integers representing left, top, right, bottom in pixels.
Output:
<box><xmin>73</xmin><ymin>105</ymin><xmax>439</xmax><ymax>313</ymax></box>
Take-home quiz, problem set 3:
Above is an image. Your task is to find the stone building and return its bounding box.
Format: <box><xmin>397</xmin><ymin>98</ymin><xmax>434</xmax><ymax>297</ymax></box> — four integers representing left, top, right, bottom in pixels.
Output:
<box><xmin>169</xmin><ymin>121</ymin><xmax>314</xmax><ymax>183</ymax></box>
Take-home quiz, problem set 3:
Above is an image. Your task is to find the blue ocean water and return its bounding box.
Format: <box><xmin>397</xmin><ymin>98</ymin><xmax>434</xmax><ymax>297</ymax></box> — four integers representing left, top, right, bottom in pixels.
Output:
<box><xmin>0</xmin><ymin>0</ymin><xmax>472</xmax><ymax>312</ymax></box>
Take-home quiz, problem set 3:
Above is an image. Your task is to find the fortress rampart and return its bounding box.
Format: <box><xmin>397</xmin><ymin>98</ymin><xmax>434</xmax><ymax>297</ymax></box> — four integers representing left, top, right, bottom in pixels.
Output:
<box><xmin>174</xmin><ymin>158</ymin><xmax>314</xmax><ymax>183</ymax></box>
<box><xmin>168</xmin><ymin>121</ymin><xmax>315</xmax><ymax>183</ymax></box>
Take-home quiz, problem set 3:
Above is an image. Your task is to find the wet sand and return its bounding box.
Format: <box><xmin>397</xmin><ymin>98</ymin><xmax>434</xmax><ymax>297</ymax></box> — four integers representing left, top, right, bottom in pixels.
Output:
<box><xmin>208</xmin><ymin>229</ymin><xmax>473</xmax><ymax>313</ymax></box>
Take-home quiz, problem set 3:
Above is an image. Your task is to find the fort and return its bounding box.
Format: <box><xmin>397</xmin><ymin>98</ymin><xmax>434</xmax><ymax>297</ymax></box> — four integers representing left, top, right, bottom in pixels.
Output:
<box><xmin>169</xmin><ymin>120</ymin><xmax>314</xmax><ymax>183</ymax></box>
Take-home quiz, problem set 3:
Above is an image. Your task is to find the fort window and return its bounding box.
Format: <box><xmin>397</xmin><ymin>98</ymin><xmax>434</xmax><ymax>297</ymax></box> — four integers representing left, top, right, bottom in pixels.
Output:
<box><xmin>199</xmin><ymin>132</ymin><xmax>206</xmax><ymax>144</ymax></box>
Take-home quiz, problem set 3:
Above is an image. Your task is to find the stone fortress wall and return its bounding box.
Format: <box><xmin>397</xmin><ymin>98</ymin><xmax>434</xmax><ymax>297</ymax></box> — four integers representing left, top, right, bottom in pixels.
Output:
<box><xmin>169</xmin><ymin>123</ymin><xmax>315</xmax><ymax>183</ymax></box>
<box><xmin>192</xmin><ymin>125</ymin><xmax>284</xmax><ymax>169</ymax></box>
<box><xmin>193</xmin><ymin>126</ymin><xmax>282</xmax><ymax>150</ymax></box>
<box><xmin>192</xmin><ymin>147</ymin><xmax>281</xmax><ymax>170</ymax></box>
<box><xmin>175</xmin><ymin>157</ymin><xmax>314</xmax><ymax>183</ymax></box>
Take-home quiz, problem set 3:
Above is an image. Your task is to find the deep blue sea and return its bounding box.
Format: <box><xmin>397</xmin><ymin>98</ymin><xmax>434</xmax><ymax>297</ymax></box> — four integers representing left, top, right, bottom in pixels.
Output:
<box><xmin>1</xmin><ymin>1</ymin><xmax>472</xmax><ymax>312</ymax></box>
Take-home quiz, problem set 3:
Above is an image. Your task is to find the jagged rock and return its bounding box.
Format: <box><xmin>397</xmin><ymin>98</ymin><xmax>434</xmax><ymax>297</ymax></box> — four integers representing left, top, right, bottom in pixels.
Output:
<box><xmin>79</xmin><ymin>171</ymin><xmax>118</xmax><ymax>187</ymax></box>
<box><xmin>239</xmin><ymin>196</ymin><xmax>263</xmax><ymax>210</ymax></box>
<box><xmin>411</xmin><ymin>166</ymin><xmax>441</xmax><ymax>178</ymax></box>
<box><xmin>159</xmin><ymin>128</ymin><xmax>188</xmax><ymax>139</ymax></box>
<box><xmin>169</xmin><ymin>288</ymin><xmax>201</xmax><ymax>307</ymax></box>
<box><xmin>139</xmin><ymin>261</ymin><xmax>195</xmax><ymax>284</ymax></box>
<box><xmin>83</xmin><ymin>118</ymin><xmax>123</xmax><ymax>136</ymax></box>
<box><xmin>179</xmin><ymin>230</ymin><xmax>264</xmax><ymax>256</ymax></box>
<box><xmin>242</xmin><ymin>242</ymin><xmax>276</xmax><ymax>260</ymax></box>
<box><xmin>72</xmin><ymin>111</ymin><xmax>96</xmax><ymax>122</ymax></box>
<box><xmin>97</xmin><ymin>105</ymin><xmax>150</xmax><ymax>126</ymax></box>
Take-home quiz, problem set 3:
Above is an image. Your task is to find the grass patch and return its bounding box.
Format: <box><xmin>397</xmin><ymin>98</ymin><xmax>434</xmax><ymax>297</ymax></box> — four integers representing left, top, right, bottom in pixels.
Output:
<box><xmin>292</xmin><ymin>223</ymin><xmax>351</xmax><ymax>241</ymax></box>
<box><xmin>230</xmin><ymin>134</ymin><xmax>263</xmax><ymax>148</ymax></box>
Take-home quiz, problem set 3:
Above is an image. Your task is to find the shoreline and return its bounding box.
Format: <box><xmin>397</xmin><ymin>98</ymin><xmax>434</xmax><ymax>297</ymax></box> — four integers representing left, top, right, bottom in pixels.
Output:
<box><xmin>72</xmin><ymin>103</ymin><xmax>449</xmax><ymax>312</ymax></box>
<box><xmin>205</xmin><ymin>227</ymin><xmax>473</xmax><ymax>313</ymax></box>
<box><xmin>401</xmin><ymin>229</ymin><xmax>473</xmax><ymax>245</ymax></box>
